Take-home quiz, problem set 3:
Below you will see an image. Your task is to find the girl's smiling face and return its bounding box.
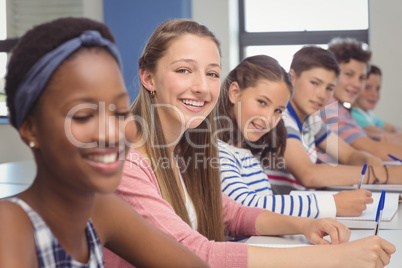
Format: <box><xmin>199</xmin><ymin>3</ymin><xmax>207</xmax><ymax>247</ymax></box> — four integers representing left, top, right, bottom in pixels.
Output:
<box><xmin>27</xmin><ymin>49</ymin><xmax>136</xmax><ymax>194</ymax></box>
<box><xmin>141</xmin><ymin>34</ymin><xmax>221</xmax><ymax>143</ymax></box>
<box><xmin>229</xmin><ymin>79</ymin><xmax>291</xmax><ymax>143</ymax></box>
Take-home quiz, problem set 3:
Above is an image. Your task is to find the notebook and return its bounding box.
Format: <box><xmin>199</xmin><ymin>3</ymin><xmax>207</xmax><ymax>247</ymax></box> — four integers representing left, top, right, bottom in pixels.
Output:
<box><xmin>290</xmin><ymin>190</ymin><xmax>399</xmax><ymax>221</ymax></box>
<box><xmin>246</xmin><ymin>234</ymin><xmax>313</xmax><ymax>248</ymax></box>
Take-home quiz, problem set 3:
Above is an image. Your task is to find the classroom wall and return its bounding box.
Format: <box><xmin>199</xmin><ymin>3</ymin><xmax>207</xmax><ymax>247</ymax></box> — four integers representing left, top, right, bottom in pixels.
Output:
<box><xmin>0</xmin><ymin>124</ymin><xmax>32</xmax><ymax>163</ymax></box>
<box><xmin>83</xmin><ymin>0</ymin><xmax>103</xmax><ymax>22</ymax></box>
<box><xmin>368</xmin><ymin>0</ymin><xmax>402</xmax><ymax>126</ymax></box>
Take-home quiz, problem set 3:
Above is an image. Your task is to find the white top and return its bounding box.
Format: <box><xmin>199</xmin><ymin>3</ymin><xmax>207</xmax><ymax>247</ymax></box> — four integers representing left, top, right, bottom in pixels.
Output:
<box><xmin>178</xmin><ymin>171</ymin><xmax>198</xmax><ymax>229</ymax></box>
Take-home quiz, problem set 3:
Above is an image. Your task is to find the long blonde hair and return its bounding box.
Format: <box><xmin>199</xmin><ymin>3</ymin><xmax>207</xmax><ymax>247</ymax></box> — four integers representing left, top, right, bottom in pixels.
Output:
<box><xmin>131</xmin><ymin>19</ymin><xmax>224</xmax><ymax>241</ymax></box>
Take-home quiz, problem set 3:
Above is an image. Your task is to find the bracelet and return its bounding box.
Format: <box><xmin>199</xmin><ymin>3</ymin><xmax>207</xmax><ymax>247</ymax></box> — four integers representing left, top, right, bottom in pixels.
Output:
<box><xmin>367</xmin><ymin>165</ymin><xmax>381</xmax><ymax>184</ymax></box>
<box><xmin>367</xmin><ymin>165</ymin><xmax>388</xmax><ymax>184</ymax></box>
<box><xmin>383</xmin><ymin>165</ymin><xmax>389</xmax><ymax>184</ymax></box>
<box><xmin>372</xmin><ymin>166</ymin><xmax>380</xmax><ymax>184</ymax></box>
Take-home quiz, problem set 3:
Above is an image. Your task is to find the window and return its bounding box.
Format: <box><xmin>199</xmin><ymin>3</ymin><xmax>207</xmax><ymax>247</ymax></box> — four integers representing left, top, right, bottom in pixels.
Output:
<box><xmin>239</xmin><ymin>0</ymin><xmax>369</xmax><ymax>70</ymax></box>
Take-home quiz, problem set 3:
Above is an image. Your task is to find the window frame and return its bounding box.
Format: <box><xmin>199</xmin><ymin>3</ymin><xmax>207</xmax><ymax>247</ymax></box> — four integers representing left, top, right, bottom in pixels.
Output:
<box><xmin>0</xmin><ymin>38</ymin><xmax>18</xmax><ymax>52</ymax></box>
<box><xmin>238</xmin><ymin>0</ymin><xmax>369</xmax><ymax>61</ymax></box>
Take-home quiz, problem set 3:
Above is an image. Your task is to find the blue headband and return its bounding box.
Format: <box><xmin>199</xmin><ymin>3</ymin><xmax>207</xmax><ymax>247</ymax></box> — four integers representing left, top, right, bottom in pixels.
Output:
<box><xmin>14</xmin><ymin>30</ymin><xmax>122</xmax><ymax>129</ymax></box>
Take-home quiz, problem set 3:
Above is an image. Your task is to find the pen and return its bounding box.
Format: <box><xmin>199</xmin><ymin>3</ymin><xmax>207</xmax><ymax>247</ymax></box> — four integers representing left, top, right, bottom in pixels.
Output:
<box><xmin>388</xmin><ymin>154</ymin><xmax>402</xmax><ymax>162</ymax></box>
<box><xmin>374</xmin><ymin>190</ymin><xmax>386</xmax><ymax>235</ymax></box>
<box><xmin>357</xmin><ymin>162</ymin><xmax>367</xmax><ymax>189</ymax></box>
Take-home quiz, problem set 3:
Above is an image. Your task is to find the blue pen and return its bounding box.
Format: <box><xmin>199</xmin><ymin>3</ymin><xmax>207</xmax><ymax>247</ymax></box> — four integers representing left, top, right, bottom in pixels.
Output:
<box><xmin>357</xmin><ymin>162</ymin><xmax>368</xmax><ymax>189</ymax></box>
<box><xmin>388</xmin><ymin>154</ymin><xmax>402</xmax><ymax>162</ymax></box>
<box><xmin>374</xmin><ymin>190</ymin><xmax>386</xmax><ymax>235</ymax></box>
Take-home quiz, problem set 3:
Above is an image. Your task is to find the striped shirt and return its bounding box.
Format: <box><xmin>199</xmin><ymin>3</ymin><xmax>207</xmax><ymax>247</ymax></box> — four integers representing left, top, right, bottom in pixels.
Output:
<box><xmin>320</xmin><ymin>97</ymin><xmax>367</xmax><ymax>144</ymax></box>
<box><xmin>263</xmin><ymin>103</ymin><xmax>331</xmax><ymax>194</ymax></box>
<box><xmin>7</xmin><ymin>197</ymin><xmax>104</xmax><ymax>268</ymax></box>
<box><xmin>219</xmin><ymin>140</ymin><xmax>336</xmax><ymax>218</ymax></box>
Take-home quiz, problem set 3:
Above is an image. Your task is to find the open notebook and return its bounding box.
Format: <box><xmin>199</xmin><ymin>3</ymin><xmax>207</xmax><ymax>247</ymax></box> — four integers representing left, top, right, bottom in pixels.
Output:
<box><xmin>290</xmin><ymin>190</ymin><xmax>399</xmax><ymax>221</ymax></box>
<box><xmin>246</xmin><ymin>235</ymin><xmax>313</xmax><ymax>248</ymax></box>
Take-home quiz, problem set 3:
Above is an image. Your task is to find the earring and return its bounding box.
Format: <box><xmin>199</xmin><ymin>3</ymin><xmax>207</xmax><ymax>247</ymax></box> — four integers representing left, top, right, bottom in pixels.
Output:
<box><xmin>150</xmin><ymin>90</ymin><xmax>156</xmax><ymax>98</ymax></box>
<box><xmin>29</xmin><ymin>141</ymin><xmax>36</xmax><ymax>148</ymax></box>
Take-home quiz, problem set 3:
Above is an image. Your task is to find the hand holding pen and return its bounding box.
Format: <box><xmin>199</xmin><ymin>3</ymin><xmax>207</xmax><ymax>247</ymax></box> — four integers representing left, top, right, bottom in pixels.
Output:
<box><xmin>357</xmin><ymin>162</ymin><xmax>368</xmax><ymax>189</ymax></box>
<box><xmin>374</xmin><ymin>190</ymin><xmax>386</xmax><ymax>235</ymax></box>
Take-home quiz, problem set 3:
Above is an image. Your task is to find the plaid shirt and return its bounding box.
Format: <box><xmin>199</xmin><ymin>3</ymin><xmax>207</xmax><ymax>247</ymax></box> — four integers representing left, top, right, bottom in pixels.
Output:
<box><xmin>8</xmin><ymin>197</ymin><xmax>104</xmax><ymax>268</ymax></box>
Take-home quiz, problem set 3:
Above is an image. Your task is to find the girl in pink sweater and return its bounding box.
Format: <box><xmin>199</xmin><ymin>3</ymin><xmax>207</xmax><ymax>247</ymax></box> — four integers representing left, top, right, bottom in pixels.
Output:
<box><xmin>104</xmin><ymin>19</ymin><xmax>395</xmax><ymax>268</ymax></box>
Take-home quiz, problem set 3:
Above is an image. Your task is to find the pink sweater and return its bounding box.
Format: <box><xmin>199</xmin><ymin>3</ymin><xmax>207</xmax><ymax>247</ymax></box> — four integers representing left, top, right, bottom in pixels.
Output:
<box><xmin>104</xmin><ymin>149</ymin><xmax>264</xmax><ymax>268</ymax></box>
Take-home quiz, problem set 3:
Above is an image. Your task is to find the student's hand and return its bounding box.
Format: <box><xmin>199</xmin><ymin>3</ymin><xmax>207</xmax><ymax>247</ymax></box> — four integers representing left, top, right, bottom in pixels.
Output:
<box><xmin>378</xmin><ymin>133</ymin><xmax>392</xmax><ymax>143</ymax></box>
<box><xmin>331</xmin><ymin>236</ymin><xmax>395</xmax><ymax>268</ymax></box>
<box><xmin>301</xmin><ymin>218</ymin><xmax>350</xmax><ymax>245</ymax></box>
<box><xmin>334</xmin><ymin>189</ymin><xmax>373</xmax><ymax>217</ymax></box>
<box><xmin>382</xmin><ymin>133</ymin><xmax>402</xmax><ymax>145</ymax></box>
<box><xmin>372</xmin><ymin>132</ymin><xmax>402</xmax><ymax>145</ymax></box>
<box><xmin>366</xmin><ymin>155</ymin><xmax>383</xmax><ymax>167</ymax></box>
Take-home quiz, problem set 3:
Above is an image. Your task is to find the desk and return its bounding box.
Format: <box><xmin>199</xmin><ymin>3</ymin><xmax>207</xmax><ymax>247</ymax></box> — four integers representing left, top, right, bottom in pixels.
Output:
<box><xmin>246</xmin><ymin>229</ymin><xmax>402</xmax><ymax>268</ymax></box>
<box><xmin>0</xmin><ymin>160</ymin><xmax>35</xmax><ymax>198</ymax></box>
